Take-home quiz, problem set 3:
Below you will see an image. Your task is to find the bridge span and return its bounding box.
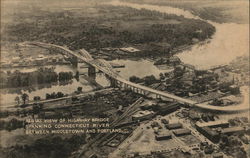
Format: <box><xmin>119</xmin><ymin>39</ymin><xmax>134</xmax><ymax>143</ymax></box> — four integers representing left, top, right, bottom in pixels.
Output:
<box><xmin>21</xmin><ymin>42</ymin><xmax>249</xmax><ymax>113</ymax></box>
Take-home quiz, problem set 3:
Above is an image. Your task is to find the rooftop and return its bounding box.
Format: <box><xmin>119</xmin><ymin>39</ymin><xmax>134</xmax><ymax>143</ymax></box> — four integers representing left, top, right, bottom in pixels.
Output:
<box><xmin>221</xmin><ymin>126</ymin><xmax>245</xmax><ymax>134</ymax></box>
<box><xmin>196</xmin><ymin>120</ymin><xmax>229</xmax><ymax>128</ymax></box>
<box><xmin>132</xmin><ymin>110</ymin><xmax>154</xmax><ymax>117</ymax></box>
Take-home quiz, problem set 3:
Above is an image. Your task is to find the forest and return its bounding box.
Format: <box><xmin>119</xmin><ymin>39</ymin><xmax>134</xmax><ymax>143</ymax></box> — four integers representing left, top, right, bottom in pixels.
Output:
<box><xmin>2</xmin><ymin>5</ymin><xmax>215</xmax><ymax>56</ymax></box>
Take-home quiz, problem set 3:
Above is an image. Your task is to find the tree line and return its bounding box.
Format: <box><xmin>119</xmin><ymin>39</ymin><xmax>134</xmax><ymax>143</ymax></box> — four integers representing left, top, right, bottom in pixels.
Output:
<box><xmin>0</xmin><ymin>68</ymin><xmax>73</xmax><ymax>89</ymax></box>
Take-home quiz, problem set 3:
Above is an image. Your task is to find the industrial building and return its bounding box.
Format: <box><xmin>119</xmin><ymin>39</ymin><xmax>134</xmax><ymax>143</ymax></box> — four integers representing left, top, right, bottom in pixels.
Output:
<box><xmin>195</xmin><ymin>126</ymin><xmax>220</xmax><ymax>143</ymax></box>
<box><xmin>156</xmin><ymin>102</ymin><xmax>180</xmax><ymax>115</ymax></box>
<box><xmin>173</xmin><ymin>128</ymin><xmax>191</xmax><ymax>137</ymax></box>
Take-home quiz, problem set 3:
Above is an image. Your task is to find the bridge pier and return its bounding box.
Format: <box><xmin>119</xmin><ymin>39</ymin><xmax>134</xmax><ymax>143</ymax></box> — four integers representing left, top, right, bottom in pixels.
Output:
<box><xmin>156</xmin><ymin>94</ymin><xmax>161</xmax><ymax>99</ymax></box>
<box><xmin>110</xmin><ymin>78</ymin><xmax>117</xmax><ymax>87</ymax></box>
<box><xmin>88</xmin><ymin>65</ymin><xmax>96</xmax><ymax>79</ymax></box>
<box><xmin>69</xmin><ymin>56</ymin><xmax>78</xmax><ymax>68</ymax></box>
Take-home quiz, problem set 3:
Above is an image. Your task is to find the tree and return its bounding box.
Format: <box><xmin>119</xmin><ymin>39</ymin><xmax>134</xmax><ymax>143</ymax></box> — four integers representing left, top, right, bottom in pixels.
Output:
<box><xmin>33</xmin><ymin>96</ymin><xmax>41</xmax><ymax>102</ymax></box>
<box><xmin>46</xmin><ymin>93</ymin><xmax>51</xmax><ymax>100</ymax></box>
<box><xmin>15</xmin><ymin>96</ymin><xmax>20</xmax><ymax>105</ymax></box>
<box><xmin>159</xmin><ymin>73</ymin><xmax>165</xmax><ymax>80</ymax></box>
<box><xmin>56</xmin><ymin>92</ymin><xmax>64</xmax><ymax>98</ymax></box>
<box><xmin>77</xmin><ymin>87</ymin><xmax>83</xmax><ymax>93</ymax></box>
<box><xmin>75</xmin><ymin>71</ymin><xmax>79</xmax><ymax>81</ymax></box>
<box><xmin>21</xmin><ymin>93</ymin><xmax>29</xmax><ymax>105</ymax></box>
<box><xmin>143</xmin><ymin>75</ymin><xmax>157</xmax><ymax>86</ymax></box>
<box><xmin>129</xmin><ymin>76</ymin><xmax>142</xmax><ymax>83</ymax></box>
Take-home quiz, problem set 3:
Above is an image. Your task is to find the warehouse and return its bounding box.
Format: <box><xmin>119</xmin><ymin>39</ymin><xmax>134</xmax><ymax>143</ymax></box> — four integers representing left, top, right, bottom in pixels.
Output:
<box><xmin>155</xmin><ymin>130</ymin><xmax>172</xmax><ymax>141</ymax></box>
<box><xmin>165</xmin><ymin>123</ymin><xmax>183</xmax><ymax>130</ymax></box>
<box><xmin>221</xmin><ymin>126</ymin><xmax>245</xmax><ymax>135</ymax></box>
<box><xmin>173</xmin><ymin>128</ymin><xmax>191</xmax><ymax>136</ymax></box>
<box><xmin>196</xmin><ymin>126</ymin><xmax>220</xmax><ymax>143</ymax></box>
<box><xmin>195</xmin><ymin>120</ymin><xmax>229</xmax><ymax>128</ymax></box>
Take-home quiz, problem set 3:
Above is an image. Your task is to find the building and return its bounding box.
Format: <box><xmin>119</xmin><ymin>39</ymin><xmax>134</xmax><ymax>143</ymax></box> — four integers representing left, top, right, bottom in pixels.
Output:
<box><xmin>195</xmin><ymin>120</ymin><xmax>229</xmax><ymax>129</ymax></box>
<box><xmin>229</xmin><ymin>85</ymin><xmax>240</xmax><ymax>94</ymax></box>
<box><xmin>189</xmin><ymin>111</ymin><xmax>200</xmax><ymax>121</ymax></box>
<box><xmin>132</xmin><ymin>110</ymin><xmax>155</xmax><ymax>121</ymax></box>
<box><xmin>156</xmin><ymin>102</ymin><xmax>180</xmax><ymax>115</ymax></box>
<box><xmin>196</xmin><ymin>126</ymin><xmax>220</xmax><ymax>143</ymax></box>
<box><xmin>155</xmin><ymin>130</ymin><xmax>172</xmax><ymax>141</ymax></box>
<box><xmin>221</xmin><ymin>127</ymin><xmax>245</xmax><ymax>135</ymax></box>
<box><xmin>165</xmin><ymin>123</ymin><xmax>183</xmax><ymax>130</ymax></box>
<box><xmin>213</xmin><ymin>152</ymin><xmax>224</xmax><ymax>158</ymax></box>
<box><xmin>173</xmin><ymin>128</ymin><xmax>191</xmax><ymax>137</ymax></box>
<box><xmin>140</xmin><ymin>103</ymin><xmax>154</xmax><ymax>110</ymax></box>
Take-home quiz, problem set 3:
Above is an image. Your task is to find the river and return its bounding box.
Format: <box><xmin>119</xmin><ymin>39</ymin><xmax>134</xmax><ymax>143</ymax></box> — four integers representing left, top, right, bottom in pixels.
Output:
<box><xmin>109</xmin><ymin>1</ymin><xmax>249</xmax><ymax>70</ymax></box>
<box><xmin>0</xmin><ymin>59</ymin><xmax>166</xmax><ymax>105</ymax></box>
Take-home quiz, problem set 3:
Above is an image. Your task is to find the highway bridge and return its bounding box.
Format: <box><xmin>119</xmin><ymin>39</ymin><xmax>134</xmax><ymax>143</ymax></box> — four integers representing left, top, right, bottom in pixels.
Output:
<box><xmin>21</xmin><ymin>42</ymin><xmax>249</xmax><ymax>113</ymax></box>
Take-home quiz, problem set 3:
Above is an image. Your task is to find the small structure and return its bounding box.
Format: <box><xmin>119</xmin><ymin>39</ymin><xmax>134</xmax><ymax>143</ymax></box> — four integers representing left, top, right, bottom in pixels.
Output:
<box><xmin>173</xmin><ymin>128</ymin><xmax>191</xmax><ymax>136</ymax></box>
<box><xmin>161</xmin><ymin>119</ymin><xmax>169</xmax><ymax>124</ymax></box>
<box><xmin>165</xmin><ymin>123</ymin><xmax>183</xmax><ymax>130</ymax></box>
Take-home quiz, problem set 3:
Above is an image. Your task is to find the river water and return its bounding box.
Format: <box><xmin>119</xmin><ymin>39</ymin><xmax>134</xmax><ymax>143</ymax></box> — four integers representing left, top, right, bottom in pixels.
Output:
<box><xmin>109</xmin><ymin>1</ymin><xmax>249</xmax><ymax>70</ymax></box>
<box><xmin>1</xmin><ymin>1</ymin><xmax>249</xmax><ymax>105</ymax></box>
